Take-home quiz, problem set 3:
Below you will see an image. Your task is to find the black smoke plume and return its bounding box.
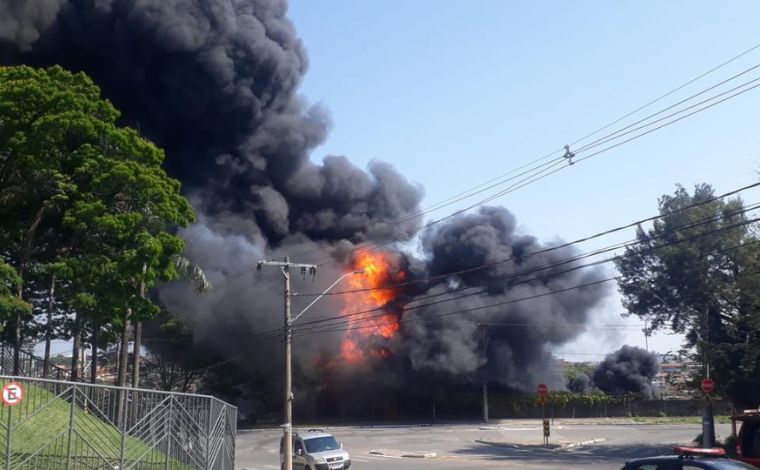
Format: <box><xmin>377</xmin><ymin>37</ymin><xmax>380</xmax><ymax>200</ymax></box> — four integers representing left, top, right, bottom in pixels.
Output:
<box><xmin>0</xmin><ymin>0</ymin><xmax>612</xmax><ymax>417</ymax></box>
<box><xmin>567</xmin><ymin>372</ymin><xmax>594</xmax><ymax>394</ymax></box>
<box><xmin>592</xmin><ymin>345</ymin><xmax>661</xmax><ymax>399</ymax></box>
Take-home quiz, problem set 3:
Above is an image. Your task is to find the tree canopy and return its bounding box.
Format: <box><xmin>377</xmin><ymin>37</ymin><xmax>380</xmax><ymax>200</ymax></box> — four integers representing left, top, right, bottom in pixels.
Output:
<box><xmin>616</xmin><ymin>183</ymin><xmax>760</xmax><ymax>406</ymax></box>
<box><xmin>0</xmin><ymin>65</ymin><xmax>196</xmax><ymax>380</ymax></box>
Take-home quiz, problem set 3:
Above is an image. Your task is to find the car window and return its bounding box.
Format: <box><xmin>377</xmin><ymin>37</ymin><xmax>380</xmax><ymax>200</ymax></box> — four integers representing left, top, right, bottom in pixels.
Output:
<box><xmin>629</xmin><ymin>463</ymin><xmax>681</xmax><ymax>470</ymax></box>
<box><xmin>304</xmin><ymin>436</ymin><xmax>340</xmax><ymax>453</ymax></box>
<box><xmin>294</xmin><ymin>440</ymin><xmax>304</xmax><ymax>454</ymax></box>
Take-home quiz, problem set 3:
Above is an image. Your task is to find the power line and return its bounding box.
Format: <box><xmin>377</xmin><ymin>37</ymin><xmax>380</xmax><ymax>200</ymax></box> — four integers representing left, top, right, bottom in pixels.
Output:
<box><xmin>575</xmin><ymin>73</ymin><xmax>760</xmax><ymax>156</ymax></box>
<box><xmin>290</xmin><ymin>238</ymin><xmax>760</xmax><ymax>340</ymax></box>
<box><xmin>574</xmin><ymin>79</ymin><xmax>760</xmax><ymax>165</ymax></box>
<box><xmin>292</xmin><ymin>182</ymin><xmax>760</xmax><ymax>298</ymax></box>
<box><xmin>260</xmin><ymin>202</ymin><xmax>760</xmax><ymax>340</ymax></box>
<box><xmin>281</xmin><ymin>45</ymin><xmax>760</xmax><ymax>263</ymax></box>
<box><xmin>276</xmin><ymin>220</ymin><xmax>760</xmax><ymax>340</ymax></box>
<box><xmin>574</xmin><ymin>61</ymin><xmax>760</xmax><ymax>154</ymax></box>
<box><xmin>297</xmin><ymin>72</ymin><xmax>760</xmax><ymax>266</ymax></box>
<box><xmin>293</xmin><ymin>208</ymin><xmax>760</xmax><ymax>331</ymax></box>
<box><xmin>566</xmin><ymin>39</ymin><xmax>760</xmax><ymax>152</ymax></box>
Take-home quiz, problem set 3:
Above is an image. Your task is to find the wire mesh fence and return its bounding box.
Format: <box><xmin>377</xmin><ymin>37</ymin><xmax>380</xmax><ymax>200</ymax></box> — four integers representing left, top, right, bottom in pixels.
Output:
<box><xmin>0</xmin><ymin>375</ymin><xmax>236</xmax><ymax>469</ymax></box>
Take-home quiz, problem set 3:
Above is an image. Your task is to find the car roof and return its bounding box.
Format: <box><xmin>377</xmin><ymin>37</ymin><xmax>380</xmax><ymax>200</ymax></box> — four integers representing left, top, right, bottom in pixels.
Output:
<box><xmin>297</xmin><ymin>429</ymin><xmax>333</xmax><ymax>440</ymax></box>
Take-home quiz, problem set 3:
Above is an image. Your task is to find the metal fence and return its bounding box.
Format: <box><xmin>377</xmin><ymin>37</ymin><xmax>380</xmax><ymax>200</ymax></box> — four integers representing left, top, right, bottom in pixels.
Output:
<box><xmin>0</xmin><ymin>375</ymin><xmax>237</xmax><ymax>469</ymax></box>
<box><xmin>0</xmin><ymin>343</ymin><xmax>72</xmax><ymax>381</ymax></box>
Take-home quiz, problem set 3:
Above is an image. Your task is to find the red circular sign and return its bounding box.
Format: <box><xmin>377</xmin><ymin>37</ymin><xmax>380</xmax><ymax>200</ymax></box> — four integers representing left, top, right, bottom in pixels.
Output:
<box><xmin>1</xmin><ymin>382</ymin><xmax>24</xmax><ymax>406</ymax></box>
<box><xmin>701</xmin><ymin>378</ymin><xmax>715</xmax><ymax>394</ymax></box>
<box><xmin>537</xmin><ymin>383</ymin><xmax>548</xmax><ymax>396</ymax></box>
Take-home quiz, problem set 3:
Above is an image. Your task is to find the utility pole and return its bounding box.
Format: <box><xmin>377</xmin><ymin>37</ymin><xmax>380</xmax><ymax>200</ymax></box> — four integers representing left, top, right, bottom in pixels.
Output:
<box><xmin>482</xmin><ymin>325</ymin><xmax>489</xmax><ymax>423</ymax></box>
<box><xmin>474</xmin><ymin>324</ymin><xmax>490</xmax><ymax>423</ymax></box>
<box><xmin>257</xmin><ymin>258</ymin><xmax>317</xmax><ymax>470</ymax></box>
<box><xmin>702</xmin><ymin>304</ymin><xmax>715</xmax><ymax>448</ymax></box>
<box><xmin>643</xmin><ymin>319</ymin><xmax>649</xmax><ymax>352</ymax></box>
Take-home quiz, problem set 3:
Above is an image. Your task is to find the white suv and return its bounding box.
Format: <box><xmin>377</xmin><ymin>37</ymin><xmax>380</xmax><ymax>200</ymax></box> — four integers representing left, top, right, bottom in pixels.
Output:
<box><xmin>280</xmin><ymin>429</ymin><xmax>351</xmax><ymax>470</ymax></box>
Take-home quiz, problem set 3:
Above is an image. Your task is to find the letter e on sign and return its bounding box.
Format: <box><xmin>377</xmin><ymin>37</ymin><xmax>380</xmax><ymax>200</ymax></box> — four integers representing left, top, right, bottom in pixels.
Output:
<box><xmin>1</xmin><ymin>382</ymin><xmax>24</xmax><ymax>406</ymax></box>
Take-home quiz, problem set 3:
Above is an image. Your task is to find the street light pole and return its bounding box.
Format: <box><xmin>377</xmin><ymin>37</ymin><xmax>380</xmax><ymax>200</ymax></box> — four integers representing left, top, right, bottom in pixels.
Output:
<box><xmin>257</xmin><ymin>260</ymin><xmax>361</xmax><ymax>470</ymax></box>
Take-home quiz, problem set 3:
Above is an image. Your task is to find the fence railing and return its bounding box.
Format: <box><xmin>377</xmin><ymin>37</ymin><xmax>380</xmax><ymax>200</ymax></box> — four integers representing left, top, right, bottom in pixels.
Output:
<box><xmin>0</xmin><ymin>343</ymin><xmax>72</xmax><ymax>381</ymax></box>
<box><xmin>0</xmin><ymin>375</ymin><xmax>237</xmax><ymax>469</ymax></box>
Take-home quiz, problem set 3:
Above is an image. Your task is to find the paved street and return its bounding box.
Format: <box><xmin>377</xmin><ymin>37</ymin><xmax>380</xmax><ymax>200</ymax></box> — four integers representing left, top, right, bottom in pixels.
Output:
<box><xmin>236</xmin><ymin>421</ymin><xmax>733</xmax><ymax>469</ymax></box>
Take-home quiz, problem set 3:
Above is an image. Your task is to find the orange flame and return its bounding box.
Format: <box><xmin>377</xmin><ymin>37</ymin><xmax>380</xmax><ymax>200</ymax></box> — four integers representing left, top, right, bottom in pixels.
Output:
<box><xmin>338</xmin><ymin>251</ymin><xmax>404</xmax><ymax>364</ymax></box>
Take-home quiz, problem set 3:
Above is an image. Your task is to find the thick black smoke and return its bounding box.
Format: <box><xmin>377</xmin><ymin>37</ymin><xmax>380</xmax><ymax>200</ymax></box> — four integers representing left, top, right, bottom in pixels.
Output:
<box><xmin>397</xmin><ymin>207</ymin><xmax>610</xmax><ymax>390</ymax></box>
<box><xmin>0</xmin><ymin>0</ymin><xmax>422</xmax><ymax>246</ymax></box>
<box><xmin>567</xmin><ymin>372</ymin><xmax>594</xmax><ymax>394</ymax></box>
<box><xmin>593</xmin><ymin>345</ymin><xmax>661</xmax><ymax>399</ymax></box>
<box><xmin>0</xmin><ymin>1</ymin><xmax>612</xmax><ymax>414</ymax></box>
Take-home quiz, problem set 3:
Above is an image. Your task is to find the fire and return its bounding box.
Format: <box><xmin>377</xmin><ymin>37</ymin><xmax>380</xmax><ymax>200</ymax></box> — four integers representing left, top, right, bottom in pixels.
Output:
<box><xmin>338</xmin><ymin>251</ymin><xmax>405</xmax><ymax>364</ymax></box>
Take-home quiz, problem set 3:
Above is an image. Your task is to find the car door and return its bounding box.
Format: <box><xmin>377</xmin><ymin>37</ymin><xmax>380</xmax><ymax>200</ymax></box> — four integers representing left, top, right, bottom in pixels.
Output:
<box><xmin>293</xmin><ymin>438</ymin><xmax>307</xmax><ymax>470</ymax></box>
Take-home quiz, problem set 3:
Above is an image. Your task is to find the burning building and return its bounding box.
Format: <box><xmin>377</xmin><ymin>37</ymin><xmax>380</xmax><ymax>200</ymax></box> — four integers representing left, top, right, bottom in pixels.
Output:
<box><xmin>0</xmin><ymin>0</ymin><xmax>612</xmax><ymax>418</ymax></box>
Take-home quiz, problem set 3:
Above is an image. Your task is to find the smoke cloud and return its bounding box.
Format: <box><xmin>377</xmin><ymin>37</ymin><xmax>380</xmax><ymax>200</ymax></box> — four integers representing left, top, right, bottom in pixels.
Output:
<box><xmin>593</xmin><ymin>345</ymin><xmax>661</xmax><ymax>399</ymax></box>
<box><xmin>567</xmin><ymin>372</ymin><xmax>594</xmax><ymax>394</ymax></box>
<box><xmin>399</xmin><ymin>207</ymin><xmax>609</xmax><ymax>390</ymax></box>
<box><xmin>0</xmin><ymin>0</ymin><xmax>613</xmax><ymax>413</ymax></box>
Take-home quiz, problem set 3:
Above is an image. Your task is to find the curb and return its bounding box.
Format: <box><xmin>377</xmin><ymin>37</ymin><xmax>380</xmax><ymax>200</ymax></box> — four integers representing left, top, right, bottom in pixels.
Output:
<box><xmin>474</xmin><ymin>439</ymin><xmax>561</xmax><ymax>449</ymax></box>
<box><xmin>561</xmin><ymin>438</ymin><xmax>607</xmax><ymax>450</ymax></box>
<box><xmin>369</xmin><ymin>449</ymin><xmax>438</xmax><ymax>459</ymax></box>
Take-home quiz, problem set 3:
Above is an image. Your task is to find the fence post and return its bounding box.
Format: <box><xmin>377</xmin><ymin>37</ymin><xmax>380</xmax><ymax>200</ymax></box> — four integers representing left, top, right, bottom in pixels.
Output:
<box><xmin>66</xmin><ymin>384</ymin><xmax>76</xmax><ymax>470</ymax></box>
<box><xmin>6</xmin><ymin>400</ymin><xmax>12</xmax><ymax>470</ymax></box>
<box><xmin>119</xmin><ymin>388</ymin><xmax>128</xmax><ymax>469</ymax></box>
<box><xmin>165</xmin><ymin>397</ymin><xmax>173</xmax><ymax>470</ymax></box>
<box><xmin>206</xmin><ymin>399</ymin><xmax>213</xmax><ymax>469</ymax></box>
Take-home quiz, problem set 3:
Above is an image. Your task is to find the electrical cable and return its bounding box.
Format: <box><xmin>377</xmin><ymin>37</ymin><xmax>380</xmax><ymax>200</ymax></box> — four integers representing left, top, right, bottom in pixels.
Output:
<box><xmin>290</xmin><ymin>238</ymin><xmax>760</xmax><ymax>339</ymax></box>
<box><xmin>274</xmin><ymin>202</ymin><xmax>760</xmax><ymax>335</ymax></box>
<box><xmin>293</xmin><ymin>184</ymin><xmax>760</xmax><ymax>298</ymax></box>
<box><xmin>281</xmin><ymin>45</ymin><xmax>760</xmax><ymax>263</ymax></box>
<box><xmin>266</xmin><ymin>216</ymin><xmax>760</xmax><ymax>341</ymax></box>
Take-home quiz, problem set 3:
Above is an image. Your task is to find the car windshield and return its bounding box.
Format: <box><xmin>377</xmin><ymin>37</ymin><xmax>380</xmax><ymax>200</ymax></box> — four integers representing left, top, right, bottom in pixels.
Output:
<box><xmin>304</xmin><ymin>436</ymin><xmax>340</xmax><ymax>453</ymax></box>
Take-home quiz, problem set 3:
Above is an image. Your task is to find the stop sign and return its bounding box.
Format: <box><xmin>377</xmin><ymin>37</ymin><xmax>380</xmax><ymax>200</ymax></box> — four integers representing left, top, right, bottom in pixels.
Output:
<box><xmin>701</xmin><ymin>378</ymin><xmax>715</xmax><ymax>394</ymax></box>
<box><xmin>537</xmin><ymin>383</ymin><xmax>548</xmax><ymax>396</ymax></box>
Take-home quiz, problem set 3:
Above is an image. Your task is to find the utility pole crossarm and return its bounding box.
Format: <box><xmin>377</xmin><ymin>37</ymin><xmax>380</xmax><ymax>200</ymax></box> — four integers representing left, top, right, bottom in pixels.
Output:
<box><xmin>257</xmin><ymin>259</ymin><xmax>318</xmax><ymax>276</ymax></box>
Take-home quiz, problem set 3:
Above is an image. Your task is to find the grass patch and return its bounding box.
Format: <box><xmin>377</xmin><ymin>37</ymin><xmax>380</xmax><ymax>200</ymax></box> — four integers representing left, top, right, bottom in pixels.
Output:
<box><xmin>0</xmin><ymin>380</ymin><xmax>189</xmax><ymax>469</ymax></box>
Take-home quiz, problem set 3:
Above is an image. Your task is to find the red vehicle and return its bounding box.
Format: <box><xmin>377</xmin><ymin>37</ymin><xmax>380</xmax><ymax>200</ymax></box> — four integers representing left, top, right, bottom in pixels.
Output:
<box><xmin>733</xmin><ymin>410</ymin><xmax>760</xmax><ymax>468</ymax></box>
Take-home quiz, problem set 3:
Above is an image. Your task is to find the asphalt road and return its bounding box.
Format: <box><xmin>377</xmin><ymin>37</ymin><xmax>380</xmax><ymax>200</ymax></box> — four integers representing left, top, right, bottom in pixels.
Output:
<box><xmin>235</xmin><ymin>421</ymin><xmax>733</xmax><ymax>470</ymax></box>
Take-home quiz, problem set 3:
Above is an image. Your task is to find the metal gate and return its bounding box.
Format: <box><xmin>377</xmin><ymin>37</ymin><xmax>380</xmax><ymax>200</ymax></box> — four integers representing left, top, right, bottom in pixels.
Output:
<box><xmin>0</xmin><ymin>376</ymin><xmax>237</xmax><ymax>469</ymax></box>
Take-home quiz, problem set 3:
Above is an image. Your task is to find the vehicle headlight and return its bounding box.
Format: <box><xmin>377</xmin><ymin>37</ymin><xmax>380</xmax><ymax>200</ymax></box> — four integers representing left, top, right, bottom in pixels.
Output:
<box><xmin>313</xmin><ymin>456</ymin><xmax>327</xmax><ymax>464</ymax></box>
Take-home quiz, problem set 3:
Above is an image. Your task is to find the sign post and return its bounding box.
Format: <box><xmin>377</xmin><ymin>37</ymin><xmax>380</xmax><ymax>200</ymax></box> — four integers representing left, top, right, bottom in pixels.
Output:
<box><xmin>701</xmin><ymin>378</ymin><xmax>715</xmax><ymax>448</ymax></box>
<box><xmin>537</xmin><ymin>384</ymin><xmax>549</xmax><ymax>447</ymax></box>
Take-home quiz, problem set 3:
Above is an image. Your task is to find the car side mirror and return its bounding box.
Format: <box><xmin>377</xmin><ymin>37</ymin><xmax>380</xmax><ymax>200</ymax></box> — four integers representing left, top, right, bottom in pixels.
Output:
<box><xmin>340</xmin><ymin>443</ymin><xmax>343</xmax><ymax>449</ymax></box>
<box><xmin>296</xmin><ymin>449</ymin><xmax>303</xmax><ymax>457</ymax></box>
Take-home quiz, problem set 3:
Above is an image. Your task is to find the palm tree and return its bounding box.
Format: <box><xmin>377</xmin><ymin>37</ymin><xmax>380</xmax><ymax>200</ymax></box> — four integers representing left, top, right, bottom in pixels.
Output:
<box><xmin>130</xmin><ymin>255</ymin><xmax>211</xmax><ymax>388</ymax></box>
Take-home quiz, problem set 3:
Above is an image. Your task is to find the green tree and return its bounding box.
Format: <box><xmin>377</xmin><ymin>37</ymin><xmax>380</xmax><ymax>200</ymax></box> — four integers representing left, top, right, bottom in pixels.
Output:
<box><xmin>0</xmin><ymin>65</ymin><xmax>195</xmax><ymax>381</ymax></box>
<box><xmin>616</xmin><ymin>183</ymin><xmax>760</xmax><ymax>406</ymax></box>
<box><xmin>0</xmin><ymin>261</ymin><xmax>31</xmax><ymax>326</ymax></box>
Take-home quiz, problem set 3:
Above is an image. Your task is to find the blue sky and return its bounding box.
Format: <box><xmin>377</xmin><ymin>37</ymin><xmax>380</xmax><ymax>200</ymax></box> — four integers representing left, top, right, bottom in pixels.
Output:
<box><xmin>285</xmin><ymin>1</ymin><xmax>760</xmax><ymax>360</ymax></box>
